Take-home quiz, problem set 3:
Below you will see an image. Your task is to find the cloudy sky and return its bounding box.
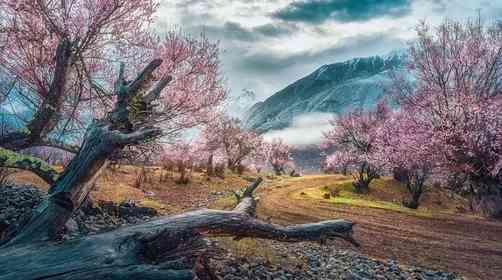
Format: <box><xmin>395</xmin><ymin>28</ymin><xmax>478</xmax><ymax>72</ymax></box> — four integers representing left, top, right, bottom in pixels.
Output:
<box><xmin>156</xmin><ymin>0</ymin><xmax>502</xmax><ymax>103</ymax></box>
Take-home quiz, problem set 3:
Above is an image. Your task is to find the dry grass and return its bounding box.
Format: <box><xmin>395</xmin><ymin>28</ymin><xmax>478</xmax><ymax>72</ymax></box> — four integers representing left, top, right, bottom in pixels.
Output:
<box><xmin>7</xmin><ymin>165</ymin><xmax>260</xmax><ymax>215</ymax></box>
<box><xmin>8</xmin><ymin>168</ymin><xmax>501</xmax><ymax>279</ymax></box>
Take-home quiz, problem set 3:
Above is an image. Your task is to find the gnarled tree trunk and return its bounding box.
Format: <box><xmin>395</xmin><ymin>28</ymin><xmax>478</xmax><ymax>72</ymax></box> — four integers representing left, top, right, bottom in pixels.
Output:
<box><xmin>206</xmin><ymin>153</ymin><xmax>214</xmax><ymax>176</ymax></box>
<box><xmin>353</xmin><ymin>161</ymin><xmax>378</xmax><ymax>193</ymax></box>
<box><xmin>0</xmin><ymin>39</ymin><xmax>73</xmax><ymax>153</ymax></box>
<box><xmin>0</xmin><ymin>38</ymin><xmax>79</xmax><ymax>185</ymax></box>
<box><xmin>0</xmin><ymin>59</ymin><xmax>357</xmax><ymax>279</ymax></box>
<box><xmin>470</xmin><ymin>181</ymin><xmax>502</xmax><ymax>218</ymax></box>
<box><xmin>0</xmin><ymin>178</ymin><xmax>356</xmax><ymax>280</ymax></box>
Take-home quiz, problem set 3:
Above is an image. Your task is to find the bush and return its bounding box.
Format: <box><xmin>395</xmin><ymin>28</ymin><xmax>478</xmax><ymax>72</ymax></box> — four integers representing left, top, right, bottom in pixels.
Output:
<box><xmin>402</xmin><ymin>199</ymin><xmax>419</xmax><ymax>209</ymax></box>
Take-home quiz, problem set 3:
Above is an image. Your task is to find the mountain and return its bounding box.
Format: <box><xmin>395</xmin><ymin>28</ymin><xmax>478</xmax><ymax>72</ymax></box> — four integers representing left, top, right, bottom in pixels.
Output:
<box><xmin>244</xmin><ymin>53</ymin><xmax>406</xmax><ymax>133</ymax></box>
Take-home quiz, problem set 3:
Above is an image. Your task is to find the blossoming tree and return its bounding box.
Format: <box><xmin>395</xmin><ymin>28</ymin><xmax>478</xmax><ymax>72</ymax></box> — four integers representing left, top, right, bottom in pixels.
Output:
<box><xmin>373</xmin><ymin>111</ymin><xmax>436</xmax><ymax>209</ymax></box>
<box><xmin>323</xmin><ymin>103</ymin><xmax>389</xmax><ymax>193</ymax></box>
<box><xmin>204</xmin><ymin>115</ymin><xmax>264</xmax><ymax>173</ymax></box>
<box><xmin>265</xmin><ymin>138</ymin><xmax>292</xmax><ymax>175</ymax></box>
<box><xmin>0</xmin><ymin>2</ymin><xmax>356</xmax><ymax>278</ymax></box>
<box><xmin>390</xmin><ymin>19</ymin><xmax>502</xmax><ymax>216</ymax></box>
<box><xmin>161</xmin><ymin>140</ymin><xmax>200</xmax><ymax>184</ymax></box>
<box><xmin>0</xmin><ymin>0</ymin><xmax>225</xmax><ymax>184</ymax></box>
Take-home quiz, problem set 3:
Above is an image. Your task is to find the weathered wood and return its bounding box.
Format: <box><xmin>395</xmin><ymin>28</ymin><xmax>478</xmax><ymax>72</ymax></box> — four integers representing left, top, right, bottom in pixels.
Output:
<box><xmin>0</xmin><ymin>179</ymin><xmax>355</xmax><ymax>280</ymax></box>
<box><xmin>0</xmin><ymin>59</ymin><xmax>357</xmax><ymax>279</ymax></box>
<box><xmin>3</xmin><ymin>59</ymin><xmax>165</xmax><ymax>246</ymax></box>
<box><xmin>1</xmin><ymin>38</ymin><xmax>73</xmax><ymax>152</ymax></box>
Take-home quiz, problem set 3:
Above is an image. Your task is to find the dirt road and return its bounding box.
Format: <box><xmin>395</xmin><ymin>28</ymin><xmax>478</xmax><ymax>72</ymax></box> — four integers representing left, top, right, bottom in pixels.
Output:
<box><xmin>256</xmin><ymin>175</ymin><xmax>502</xmax><ymax>280</ymax></box>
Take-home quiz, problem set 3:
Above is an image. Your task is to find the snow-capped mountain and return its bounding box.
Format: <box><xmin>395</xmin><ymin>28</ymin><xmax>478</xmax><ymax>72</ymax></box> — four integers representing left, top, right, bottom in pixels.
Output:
<box><xmin>244</xmin><ymin>53</ymin><xmax>406</xmax><ymax>133</ymax></box>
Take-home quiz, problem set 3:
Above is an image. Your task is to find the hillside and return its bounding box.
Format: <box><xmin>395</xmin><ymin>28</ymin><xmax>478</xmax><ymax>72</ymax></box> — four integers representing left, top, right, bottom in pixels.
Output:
<box><xmin>244</xmin><ymin>53</ymin><xmax>406</xmax><ymax>133</ymax></box>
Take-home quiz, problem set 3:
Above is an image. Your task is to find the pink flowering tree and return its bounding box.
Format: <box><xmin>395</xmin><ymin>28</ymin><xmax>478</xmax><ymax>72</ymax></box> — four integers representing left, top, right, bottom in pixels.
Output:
<box><xmin>0</xmin><ymin>0</ymin><xmax>157</xmax><ymax>152</ymax></box>
<box><xmin>199</xmin><ymin>122</ymin><xmax>226</xmax><ymax>177</ymax></box>
<box><xmin>204</xmin><ymin>115</ymin><xmax>263</xmax><ymax>174</ymax></box>
<box><xmin>324</xmin><ymin>149</ymin><xmax>358</xmax><ymax>176</ymax></box>
<box><xmin>265</xmin><ymin>138</ymin><xmax>292</xmax><ymax>175</ymax></box>
<box><xmin>0</xmin><ymin>0</ymin><xmax>226</xmax><ymax>184</ymax></box>
<box><xmin>241</xmin><ymin>139</ymin><xmax>268</xmax><ymax>174</ymax></box>
<box><xmin>248</xmin><ymin>144</ymin><xmax>268</xmax><ymax>174</ymax></box>
<box><xmin>227</xmin><ymin>130</ymin><xmax>263</xmax><ymax>174</ymax></box>
<box><xmin>373</xmin><ymin>112</ymin><xmax>436</xmax><ymax>209</ymax></box>
<box><xmin>323</xmin><ymin>103</ymin><xmax>389</xmax><ymax>193</ymax></box>
<box><xmin>390</xmin><ymin>19</ymin><xmax>502</xmax><ymax>216</ymax></box>
<box><xmin>161</xmin><ymin>141</ymin><xmax>201</xmax><ymax>184</ymax></box>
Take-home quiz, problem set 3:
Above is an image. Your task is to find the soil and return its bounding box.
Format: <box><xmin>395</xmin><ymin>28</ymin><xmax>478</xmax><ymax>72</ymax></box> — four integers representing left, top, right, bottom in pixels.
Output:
<box><xmin>256</xmin><ymin>175</ymin><xmax>502</xmax><ymax>280</ymax></box>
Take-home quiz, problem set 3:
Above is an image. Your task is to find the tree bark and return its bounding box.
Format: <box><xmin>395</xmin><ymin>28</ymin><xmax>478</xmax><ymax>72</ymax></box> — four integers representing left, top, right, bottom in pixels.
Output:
<box><xmin>352</xmin><ymin>161</ymin><xmax>378</xmax><ymax>193</ymax></box>
<box><xmin>1</xmin><ymin>38</ymin><xmax>73</xmax><ymax>152</ymax></box>
<box><xmin>470</xmin><ymin>181</ymin><xmax>502</xmax><ymax>218</ymax></box>
<box><xmin>0</xmin><ymin>178</ymin><xmax>356</xmax><ymax>280</ymax></box>
<box><xmin>272</xmin><ymin>164</ymin><xmax>284</xmax><ymax>176</ymax></box>
<box><xmin>0</xmin><ymin>38</ymin><xmax>75</xmax><ymax>185</ymax></box>
<box><xmin>2</xmin><ymin>59</ymin><xmax>165</xmax><ymax>246</ymax></box>
<box><xmin>0</xmin><ymin>59</ymin><xmax>357</xmax><ymax>279</ymax></box>
<box><xmin>206</xmin><ymin>154</ymin><xmax>214</xmax><ymax>177</ymax></box>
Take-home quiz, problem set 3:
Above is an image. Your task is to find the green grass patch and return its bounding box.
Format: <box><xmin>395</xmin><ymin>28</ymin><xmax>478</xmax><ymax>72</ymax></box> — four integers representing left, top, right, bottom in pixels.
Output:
<box><xmin>293</xmin><ymin>179</ymin><xmax>437</xmax><ymax>218</ymax></box>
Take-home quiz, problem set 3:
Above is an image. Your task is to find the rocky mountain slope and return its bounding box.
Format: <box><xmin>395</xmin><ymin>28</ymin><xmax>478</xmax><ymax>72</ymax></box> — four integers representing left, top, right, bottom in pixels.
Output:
<box><xmin>244</xmin><ymin>54</ymin><xmax>406</xmax><ymax>133</ymax></box>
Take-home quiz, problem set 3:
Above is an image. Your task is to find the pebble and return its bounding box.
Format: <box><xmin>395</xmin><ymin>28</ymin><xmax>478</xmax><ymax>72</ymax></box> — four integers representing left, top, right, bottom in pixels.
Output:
<box><xmin>0</xmin><ymin>184</ymin><xmax>158</xmax><ymax>239</ymax></box>
<box><xmin>1</xmin><ymin>184</ymin><xmax>464</xmax><ymax>279</ymax></box>
<box><xmin>210</xmin><ymin>241</ymin><xmax>464</xmax><ymax>280</ymax></box>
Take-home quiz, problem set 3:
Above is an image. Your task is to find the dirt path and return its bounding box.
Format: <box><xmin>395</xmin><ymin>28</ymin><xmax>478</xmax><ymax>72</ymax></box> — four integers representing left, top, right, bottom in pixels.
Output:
<box><xmin>256</xmin><ymin>175</ymin><xmax>502</xmax><ymax>280</ymax></box>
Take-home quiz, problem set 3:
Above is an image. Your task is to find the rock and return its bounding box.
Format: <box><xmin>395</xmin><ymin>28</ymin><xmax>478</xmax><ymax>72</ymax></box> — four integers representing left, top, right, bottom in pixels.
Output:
<box><xmin>0</xmin><ymin>184</ymin><xmax>159</xmax><ymax>239</ymax></box>
<box><xmin>210</xmin><ymin>241</ymin><xmax>463</xmax><ymax>280</ymax></box>
<box><xmin>1</xmin><ymin>185</ymin><xmax>463</xmax><ymax>280</ymax></box>
<box><xmin>65</xmin><ymin>218</ymin><xmax>79</xmax><ymax>234</ymax></box>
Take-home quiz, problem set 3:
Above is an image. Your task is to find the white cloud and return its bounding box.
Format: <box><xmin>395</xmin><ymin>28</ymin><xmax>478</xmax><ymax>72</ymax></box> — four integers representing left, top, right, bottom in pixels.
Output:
<box><xmin>155</xmin><ymin>0</ymin><xmax>502</xmax><ymax>113</ymax></box>
<box><xmin>263</xmin><ymin>112</ymin><xmax>334</xmax><ymax>146</ymax></box>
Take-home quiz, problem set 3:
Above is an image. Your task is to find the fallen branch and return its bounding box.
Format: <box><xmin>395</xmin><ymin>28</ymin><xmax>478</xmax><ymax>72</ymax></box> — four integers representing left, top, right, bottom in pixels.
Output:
<box><xmin>0</xmin><ymin>178</ymin><xmax>356</xmax><ymax>280</ymax></box>
<box><xmin>0</xmin><ymin>59</ymin><xmax>356</xmax><ymax>279</ymax></box>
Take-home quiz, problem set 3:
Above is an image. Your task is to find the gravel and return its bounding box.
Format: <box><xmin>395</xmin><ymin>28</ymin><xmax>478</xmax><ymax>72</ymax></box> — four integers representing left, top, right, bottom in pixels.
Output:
<box><xmin>0</xmin><ymin>184</ymin><xmax>157</xmax><ymax>239</ymax></box>
<box><xmin>1</xmin><ymin>184</ymin><xmax>463</xmax><ymax>279</ymax></box>
<box><xmin>210</xmin><ymin>241</ymin><xmax>463</xmax><ymax>280</ymax></box>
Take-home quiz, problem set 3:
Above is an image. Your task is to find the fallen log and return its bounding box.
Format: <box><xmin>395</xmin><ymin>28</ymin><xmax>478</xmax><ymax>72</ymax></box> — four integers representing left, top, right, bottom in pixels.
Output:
<box><xmin>0</xmin><ymin>178</ymin><xmax>356</xmax><ymax>280</ymax></box>
<box><xmin>0</xmin><ymin>59</ymin><xmax>356</xmax><ymax>279</ymax></box>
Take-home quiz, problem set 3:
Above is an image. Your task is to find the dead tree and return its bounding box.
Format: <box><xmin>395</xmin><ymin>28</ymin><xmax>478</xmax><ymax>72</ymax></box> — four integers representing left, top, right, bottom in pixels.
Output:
<box><xmin>0</xmin><ymin>60</ymin><xmax>356</xmax><ymax>279</ymax></box>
